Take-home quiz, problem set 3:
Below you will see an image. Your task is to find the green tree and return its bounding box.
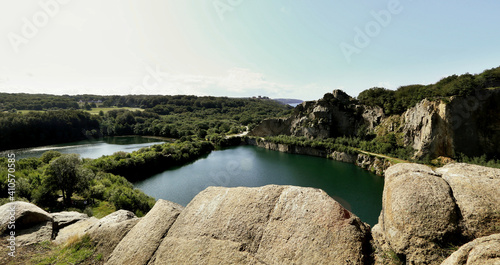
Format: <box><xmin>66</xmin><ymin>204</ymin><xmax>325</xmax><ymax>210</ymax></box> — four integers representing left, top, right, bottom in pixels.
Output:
<box><xmin>41</xmin><ymin>150</ymin><xmax>62</xmax><ymax>164</ymax></box>
<box><xmin>45</xmin><ymin>154</ymin><xmax>92</xmax><ymax>206</ymax></box>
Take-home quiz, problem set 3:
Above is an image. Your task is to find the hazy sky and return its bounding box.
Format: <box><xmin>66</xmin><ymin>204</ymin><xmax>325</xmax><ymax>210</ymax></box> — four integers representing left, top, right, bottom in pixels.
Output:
<box><xmin>1</xmin><ymin>0</ymin><xmax>499</xmax><ymax>100</ymax></box>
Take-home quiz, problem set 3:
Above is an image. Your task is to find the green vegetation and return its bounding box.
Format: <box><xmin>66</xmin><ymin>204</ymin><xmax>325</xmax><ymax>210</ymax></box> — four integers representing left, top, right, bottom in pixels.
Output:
<box><xmin>0</xmin><ymin>152</ymin><xmax>155</xmax><ymax>216</ymax></box>
<box><xmin>358</xmin><ymin>66</ymin><xmax>500</xmax><ymax>115</ymax></box>
<box><xmin>456</xmin><ymin>153</ymin><xmax>500</xmax><ymax>168</ymax></box>
<box><xmin>0</xmin><ymin>95</ymin><xmax>291</xmax><ymax>151</ymax></box>
<box><xmin>0</xmin><ymin>110</ymin><xmax>100</xmax><ymax>151</ymax></box>
<box><xmin>89</xmin><ymin>139</ymin><xmax>215</xmax><ymax>181</ymax></box>
<box><xmin>29</xmin><ymin>235</ymin><xmax>100</xmax><ymax>265</ymax></box>
<box><xmin>263</xmin><ymin>134</ymin><xmax>414</xmax><ymax>161</ymax></box>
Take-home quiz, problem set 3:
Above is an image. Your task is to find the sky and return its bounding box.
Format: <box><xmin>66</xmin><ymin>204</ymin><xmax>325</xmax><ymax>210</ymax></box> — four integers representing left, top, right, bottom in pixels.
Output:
<box><xmin>1</xmin><ymin>0</ymin><xmax>499</xmax><ymax>101</ymax></box>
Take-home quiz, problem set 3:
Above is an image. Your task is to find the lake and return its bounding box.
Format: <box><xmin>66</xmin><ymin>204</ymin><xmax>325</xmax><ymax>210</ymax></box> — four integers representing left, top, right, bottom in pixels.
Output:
<box><xmin>3</xmin><ymin>139</ymin><xmax>384</xmax><ymax>225</ymax></box>
<box><xmin>135</xmin><ymin>145</ymin><xmax>384</xmax><ymax>225</ymax></box>
<box><xmin>1</xmin><ymin>136</ymin><xmax>166</xmax><ymax>159</ymax></box>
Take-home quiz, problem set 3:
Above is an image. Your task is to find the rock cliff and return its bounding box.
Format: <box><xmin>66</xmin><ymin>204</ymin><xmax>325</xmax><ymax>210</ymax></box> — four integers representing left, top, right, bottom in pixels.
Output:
<box><xmin>398</xmin><ymin>88</ymin><xmax>500</xmax><ymax>159</ymax></box>
<box><xmin>249</xmin><ymin>90</ymin><xmax>384</xmax><ymax>139</ymax></box>
<box><xmin>249</xmin><ymin>88</ymin><xmax>500</xmax><ymax>160</ymax></box>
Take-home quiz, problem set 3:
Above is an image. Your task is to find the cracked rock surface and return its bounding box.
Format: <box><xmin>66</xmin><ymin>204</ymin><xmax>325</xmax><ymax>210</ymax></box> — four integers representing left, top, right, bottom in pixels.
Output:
<box><xmin>148</xmin><ymin>185</ymin><xmax>371</xmax><ymax>265</ymax></box>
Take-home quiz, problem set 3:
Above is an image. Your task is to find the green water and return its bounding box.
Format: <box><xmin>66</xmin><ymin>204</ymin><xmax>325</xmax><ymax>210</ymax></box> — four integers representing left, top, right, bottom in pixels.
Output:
<box><xmin>135</xmin><ymin>145</ymin><xmax>384</xmax><ymax>225</ymax></box>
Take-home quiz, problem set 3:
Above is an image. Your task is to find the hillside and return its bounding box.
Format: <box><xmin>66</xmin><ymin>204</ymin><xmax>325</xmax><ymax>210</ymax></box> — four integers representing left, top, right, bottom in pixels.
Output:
<box><xmin>250</xmin><ymin>66</ymin><xmax>500</xmax><ymax>163</ymax></box>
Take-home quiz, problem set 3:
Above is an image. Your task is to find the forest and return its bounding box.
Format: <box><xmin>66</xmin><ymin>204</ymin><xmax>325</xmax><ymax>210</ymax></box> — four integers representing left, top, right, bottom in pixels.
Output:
<box><xmin>357</xmin><ymin>66</ymin><xmax>500</xmax><ymax>115</ymax></box>
<box><xmin>0</xmin><ymin>95</ymin><xmax>291</xmax><ymax>151</ymax></box>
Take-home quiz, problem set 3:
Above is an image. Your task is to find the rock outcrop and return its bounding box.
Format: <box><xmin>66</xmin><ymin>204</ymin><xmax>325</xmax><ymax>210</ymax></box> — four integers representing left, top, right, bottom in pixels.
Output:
<box><xmin>0</xmin><ymin>201</ymin><xmax>52</xmax><ymax>234</ymax></box>
<box><xmin>106</xmin><ymin>199</ymin><xmax>183</xmax><ymax>265</ymax></box>
<box><xmin>374</xmin><ymin>163</ymin><xmax>459</xmax><ymax>264</ymax></box>
<box><xmin>51</xmin><ymin>211</ymin><xmax>89</xmax><ymax>231</ymax></box>
<box><xmin>373</xmin><ymin>163</ymin><xmax>500</xmax><ymax>265</ymax></box>
<box><xmin>436</xmin><ymin>163</ymin><xmax>500</xmax><ymax>239</ymax></box>
<box><xmin>441</xmin><ymin>233</ymin><xmax>500</xmax><ymax>265</ymax></box>
<box><xmin>0</xmin><ymin>201</ymin><xmax>53</xmax><ymax>245</ymax></box>
<box><xmin>53</xmin><ymin>217</ymin><xmax>99</xmax><ymax>245</ymax></box>
<box><xmin>249</xmin><ymin>90</ymin><xmax>384</xmax><ymax>139</ymax></box>
<box><xmin>250</xmin><ymin>88</ymin><xmax>500</xmax><ymax>160</ymax></box>
<box><xmin>87</xmin><ymin>210</ymin><xmax>139</xmax><ymax>261</ymax></box>
<box><xmin>149</xmin><ymin>185</ymin><xmax>372</xmax><ymax>265</ymax></box>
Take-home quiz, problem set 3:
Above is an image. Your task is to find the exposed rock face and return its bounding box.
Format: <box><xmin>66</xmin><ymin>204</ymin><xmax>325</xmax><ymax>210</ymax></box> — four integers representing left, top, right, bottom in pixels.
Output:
<box><xmin>331</xmin><ymin>151</ymin><xmax>357</xmax><ymax>163</ymax></box>
<box><xmin>250</xmin><ymin>90</ymin><xmax>384</xmax><ymax>139</ymax></box>
<box><xmin>251</xmin><ymin>88</ymin><xmax>500</xmax><ymax>160</ymax></box>
<box><xmin>87</xmin><ymin>210</ymin><xmax>139</xmax><ymax>261</ymax></box>
<box><xmin>355</xmin><ymin>154</ymin><xmax>392</xmax><ymax>176</ymax></box>
<box><xmin>0</xmin><ymin>201</ymin><xmax>52</xmax><ymax>234</ymax></box>
<box><xmin>106</xmin><ymin>199</ymin><xmax>183</xmax><ymax>265</ymax></box>
<box><xmin>150</xmin><ymin>185</ymin><xmax>372</xmax><ymax>265</ymax></box>
<box><xmin>436</xmin><ymin>163</ymin><xmax>500</xmax><ymax>239</ymax></box>
<box><xmin>374</xmin><ymin>163</ymin><xmax>500</xmax><ymax>264</ymax></box>
<box><xmin>401</xmin><ymin>99</ymin><xmax>453</xmax><ymax>159</ymax></box>
<box><xmin>396</xmin><ymin>89</ymin><xmax>500</xmax><ymax>159</ymax></box>
<box><xmin>247</xmin><ymin>137</ymin><xmax>327</xmax><ymax>157</ymax></box>
<box><xmin>375</xmin><ymin>163</ymin><xmax>459</xmax><ymax>264</ymax></box>
<box><xmin>441</xmin><ymin>233</ymin><xmax>500</xmax><ymax>265</ymax></box>
<box><xmin>15</xmin><ymin>221</ymin><xmax>53</xmax><ymax>246</ymax></box>
<box><xmin>53</xmin><ymin>217</ymin><xmax>98</xmax><ymax>245</ymax></box>
<box><xmin>247</xmin><ymin>138</ymin><xmax>390</xmax><ymax>176</ymax></box>
<box><xmin>51</xmin><ymin>211</ymin><xmax>88</xmax><ymax>231</ymax></box>
<box><xmin>247</xmin><ymin>118</ymin><xmax>291</xmax><ymax>137</ymax></box>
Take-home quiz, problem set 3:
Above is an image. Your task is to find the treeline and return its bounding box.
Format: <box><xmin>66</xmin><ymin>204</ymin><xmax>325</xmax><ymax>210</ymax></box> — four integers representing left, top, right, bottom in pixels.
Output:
<box><xmin>0</xmin><ymin>96</ymin><xmax>291</xmax><ymax>151</ymax></box>
<box><xmin>90</xmin><ymin>140</ymin><xmax>215</xmax><ymax>182</ymax></box>
<box><xmin>358</xmin><ymin>66</ymin><xmax>500</xmax><ymax>115</ymax></box>
<box><xmin>100</xmin><ymin>99</ymin><xmax>289</xmax><ymax>139</ymax></box>
<box><xmin>0</xmin><ymin>93</ymin><xmax>79</xmax><ymax>111</ymax></box>
<box><xmin>0</xmin><ymin>110</ymin><xmax>100</xmax><ymax>151</ymax></box>
<box><xmin>0</xmin><ymin>93</ymin><xmax>292</xmax><ymax>113</ymax></box>
<box><xmin>264</xmin><ymin>133</ymin><xmax>414</xmax><ymax>161</ymax></box>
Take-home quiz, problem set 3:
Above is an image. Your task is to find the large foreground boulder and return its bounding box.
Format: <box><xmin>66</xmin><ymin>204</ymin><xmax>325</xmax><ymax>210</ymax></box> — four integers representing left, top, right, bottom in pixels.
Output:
<box><xmin>106</xmin><ymin>199</ymin><xmax>183</xmax><ymax>265</ymax></box>
<box><xmin>374</xmin><ymin>163</ymin><xmax>500</xmax><ymax>264</ymax></box>
<box><xmin>374</xmin><ymin>163</ymin><xmax>460</xmax><ymax>264</ymax></box>
<box><xmin>436</xmin><ymin>163</ymin><xmax>500</xmax><ymax>239</ymax></box>
<box><xmin>441</xmin><ymin>233</ymin><xmax>500</xmax><ymax>265</ymax></box>
<box><xmin>149</xmin><ymin>185</ymin><xmax>371</xmax><ymax>265</ymax></box>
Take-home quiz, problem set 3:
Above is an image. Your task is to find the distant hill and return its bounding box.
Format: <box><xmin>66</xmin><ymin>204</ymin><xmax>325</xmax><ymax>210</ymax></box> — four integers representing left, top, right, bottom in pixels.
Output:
<box><xmin>273</xmin><ymin>98</ymin><xmax>303</xmax><ymax>106</ymax></box>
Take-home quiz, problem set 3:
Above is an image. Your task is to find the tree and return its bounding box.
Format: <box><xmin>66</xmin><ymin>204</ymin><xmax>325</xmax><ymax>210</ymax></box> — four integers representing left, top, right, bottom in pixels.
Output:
<box><xmin>41</xmin><ymin>150</ymin><xmax>62</xmax><ymax>164</ymax></box>
<box><xmin>45</xmin><ymin>154</ymin><xmax>92</xmax><ymax>206</ymax></box>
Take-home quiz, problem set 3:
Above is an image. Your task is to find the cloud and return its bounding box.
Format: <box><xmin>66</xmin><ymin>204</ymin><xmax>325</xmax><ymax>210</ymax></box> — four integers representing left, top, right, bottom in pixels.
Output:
<box><xmin>152</xmin><ymin>67</ymin><xmax>295</xmax><ymax>97</ymax></box>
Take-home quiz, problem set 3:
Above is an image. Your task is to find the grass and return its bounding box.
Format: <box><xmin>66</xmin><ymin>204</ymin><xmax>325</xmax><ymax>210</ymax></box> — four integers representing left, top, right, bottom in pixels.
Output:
<box><xmin>31</xmin><ymin>235</ymin><xmax>100</xmax><ymax>265</ymax></box>
<box><xmin>90</xmin><ymin>200</ymin><xmax>116</xmax><ymax>219</ymax></box>
<box><xmin>0</xmin><ymin>235</ymin><xmax>102</xmax><ymax>265</ymax></box>
<box><xmin>84</xmin><ymin>107</ymin><xmax>143</xmax><ymax>115</ymax></box>
<box><xmin>355</xmin><ymin>148</ymin><xmax>409</xmax><ymax>164</ymax></box>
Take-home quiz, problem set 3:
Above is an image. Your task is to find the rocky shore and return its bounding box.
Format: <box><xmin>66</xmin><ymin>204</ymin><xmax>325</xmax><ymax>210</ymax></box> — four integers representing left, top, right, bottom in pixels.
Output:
<box><xmin>1</xmin><ymin>163</ymin><xmax>499</xmax><ymax>264</ymax></box>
